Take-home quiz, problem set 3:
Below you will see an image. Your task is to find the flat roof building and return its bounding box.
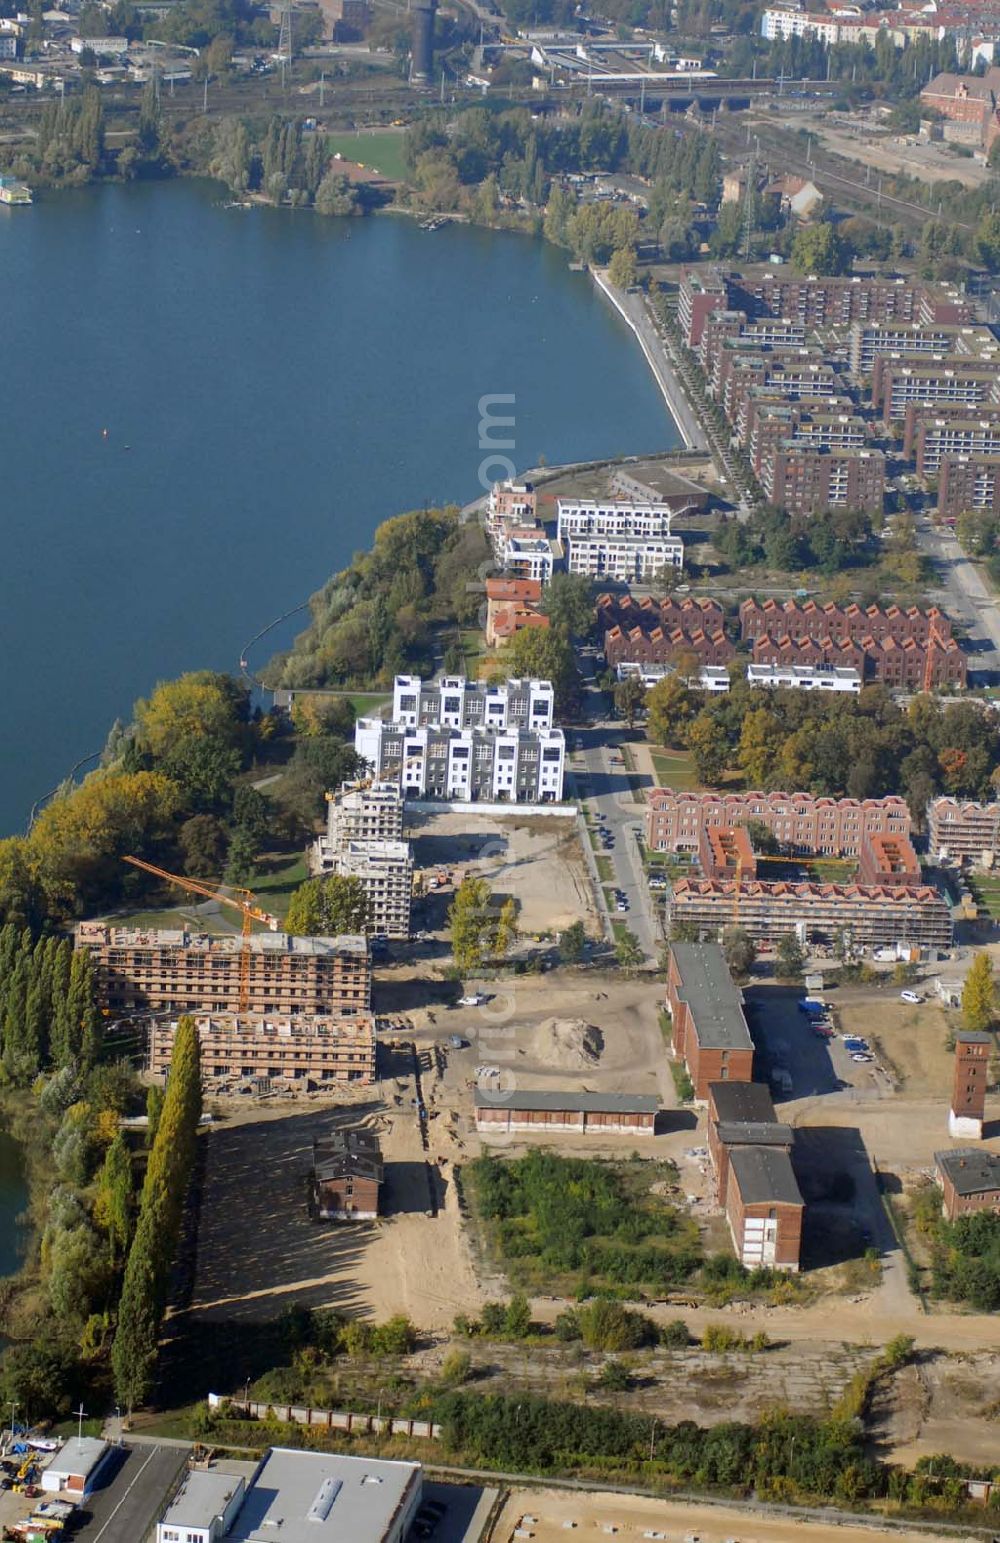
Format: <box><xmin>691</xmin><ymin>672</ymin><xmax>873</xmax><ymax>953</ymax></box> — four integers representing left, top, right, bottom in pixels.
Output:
<box><xmin>354</xmin><ymin>719</ymin><xmax>565</xmax><ymax>805</ymax></box>
<box><xmin>42</xmin><ymin>1438</ymin><xmax>112</xmax><ymax>1499</ymax></box>
<box><xmin>392</xmin><ymin>674</ymin><xmax>554</xmax><ymax>732</ymax></box>
<box><xmin>156</xmin><ymin>1468</ymin><xmax>246</xmax><ymax>1543</ymax></box>
<box><xmin>230</xmin><ymin>1449</ymin><xmax>421</xmax><ymax>1543</ymax></box>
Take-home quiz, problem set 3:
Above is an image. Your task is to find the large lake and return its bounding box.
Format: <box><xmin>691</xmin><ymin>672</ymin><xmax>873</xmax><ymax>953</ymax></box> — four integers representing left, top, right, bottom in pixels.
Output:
<box><xmin>0</xmin><ymin>178</ymin><xmax>677</xmax><ymax>832</ymax></box>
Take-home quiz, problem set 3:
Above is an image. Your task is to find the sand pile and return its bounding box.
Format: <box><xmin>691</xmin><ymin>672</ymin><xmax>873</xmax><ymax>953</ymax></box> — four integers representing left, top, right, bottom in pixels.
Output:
<box><xmin>531</xmin><ymin>1016</ymin><xmax>604</xmax><ymax>1070</ymax></box>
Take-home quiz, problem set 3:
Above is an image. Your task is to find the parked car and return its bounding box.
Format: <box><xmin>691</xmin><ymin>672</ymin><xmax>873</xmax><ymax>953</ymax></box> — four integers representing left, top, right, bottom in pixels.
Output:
<box><xmin>851</xmin><ymin>1052</ymin><xmax>874</xmax><ymax>1063</ymax></box>
<box><xmin>900</xmin><ymin>990</ymin><xmax>922</xmax><ymax>1005</ymax></box>
<box><xmin>458</xmin><ymin>993</ymin><xmax>487</xmax><ymax>1007</ymax></box>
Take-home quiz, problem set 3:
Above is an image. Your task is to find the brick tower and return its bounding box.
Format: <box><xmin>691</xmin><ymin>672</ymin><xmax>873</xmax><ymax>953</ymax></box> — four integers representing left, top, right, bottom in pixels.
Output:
<box><xmin>949</xmin><ymin>1032</ymin><xmax>991</xmax><ymax>1139</ymax></box>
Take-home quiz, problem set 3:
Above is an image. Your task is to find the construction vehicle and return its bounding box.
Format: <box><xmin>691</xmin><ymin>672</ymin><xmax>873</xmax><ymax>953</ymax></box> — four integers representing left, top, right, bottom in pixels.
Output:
<box><xmin>122</xmin><ymin>857</ymin><xmax>280</xmax><ymax>1013</ymax></box>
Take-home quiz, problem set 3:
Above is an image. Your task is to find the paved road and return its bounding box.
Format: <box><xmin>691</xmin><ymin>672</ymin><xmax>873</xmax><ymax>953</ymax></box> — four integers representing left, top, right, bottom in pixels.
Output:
<box><xmin>73</xmin><ymin>1443</ymin><xmax>187</xmax><ymax>1543</ymax></box>
<box><xmin>573</xmin><ymin>671</ymin><xmax>660</xmax><ymax>963</ymax></box>
<box><xmin>917</xmin><ymin>517</ymin><xmax>1000</xmax><ymax>682</ymax></box>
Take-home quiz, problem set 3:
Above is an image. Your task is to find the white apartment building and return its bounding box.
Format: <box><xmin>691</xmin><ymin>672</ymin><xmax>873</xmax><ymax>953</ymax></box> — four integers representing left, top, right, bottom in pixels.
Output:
<box><xmin>391</xmin><ymin>674</ymin><xmax>554</xmax><ymax>731</ymax></box>
<box><xmin>556</xmin><ymin>498</ymin><xmax>678</xmax><ymax>542</ymax></box>
<box><xmin>565</xmin><ymin>533</ymin><xmax>684</xmax><ymax>582</ymax></box>
<box><xmin>354</xmin><ymin>718</ymin><xmax>566</xmax><ymax>804</ymax></box>
<box><xmin>747</xmin><ymin>662</ymin><xmax>862</xmax><ymax>694</ymax></box>
<box><xmin>616</xmin><ymin>662</ymin><xmax>731</xmax><ymax>692</ymax></box>
<box><xmin>502</xmin><ymin>529</ymin><xmax>562</xmax><ymax>584</ymax></box>
<box><xmin>760</xmin><ymin>8</ymin><xmax>839</xmax><ymax>42</ymax></box>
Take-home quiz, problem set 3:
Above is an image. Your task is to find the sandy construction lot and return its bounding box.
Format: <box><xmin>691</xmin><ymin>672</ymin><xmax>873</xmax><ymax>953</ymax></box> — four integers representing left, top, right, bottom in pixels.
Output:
<box><xmin>494</xmin><ymin>1487</ymin><xmax>967</xmax><ymax>1543</ymax></box>
<box><xmin>834</xmin><ymin>996</ymin><xmax>956</xmax><ymax>1099</ymax></box>
<box><xmin>406</xmin><ymin>808</ymin><xmax>599</xmax><ymax>937</ymax></box>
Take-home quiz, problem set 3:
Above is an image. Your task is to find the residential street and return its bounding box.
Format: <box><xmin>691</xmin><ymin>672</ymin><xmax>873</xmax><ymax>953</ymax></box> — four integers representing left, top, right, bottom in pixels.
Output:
<box><xmin>918</xmin><ymin>516</ymin><xmax>1000</xmax><ymax>681</ymax></box>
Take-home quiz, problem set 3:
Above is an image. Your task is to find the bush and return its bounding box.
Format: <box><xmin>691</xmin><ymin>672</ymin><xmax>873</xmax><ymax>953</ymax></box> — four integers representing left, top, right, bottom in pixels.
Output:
<box><xmin>598</xmin><ymin>1357</ymin><xmax>632</xmax><ymax>1390</ymax></box>
<box><xmin>440</xmin><ymin>1349</ymin><xmax>472</xmax><ymax>1387</ymax></box>
<box><xmin>577</xmin><ymin>1299</ymin><xmax>652</xmax><ymax>1352</ymax></box>
<box><xmin>659</xmin><ymin>1318</ymin><xmax>690</xmax><ymax>1349</ymax></box>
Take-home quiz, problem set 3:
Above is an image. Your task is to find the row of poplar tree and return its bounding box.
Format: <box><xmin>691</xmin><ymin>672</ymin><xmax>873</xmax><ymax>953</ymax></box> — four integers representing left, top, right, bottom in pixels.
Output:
<box><xmin>112</xmin><ymin>1016</ymin><xmax>202</xmax><ymax>1411</ymax></box>
<box><xmin>0</xmin><ymin>925</ymin><xmax>101</xmax><ymax>1085</ymax></box>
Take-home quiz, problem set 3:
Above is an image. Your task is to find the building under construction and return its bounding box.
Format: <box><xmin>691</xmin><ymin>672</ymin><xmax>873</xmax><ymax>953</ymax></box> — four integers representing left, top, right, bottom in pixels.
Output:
<box><xmin>666</xmin><ymin>878</ymin><xmax>953</xmax><ymax>950</ymax></box>
<box><xmin>75</xmin><ymin>923</ymin><xmax>371</xmax><ymax>1019</ymax></box>
<box><xmin>149</xmin><ymin>1012</ymin><xmax>376</xmax><ymax>1088</ymax></box>
<box><xmin>410</xmin><ymin>0</ymin><xmax>435</xmax><ymax>81</ymax></box>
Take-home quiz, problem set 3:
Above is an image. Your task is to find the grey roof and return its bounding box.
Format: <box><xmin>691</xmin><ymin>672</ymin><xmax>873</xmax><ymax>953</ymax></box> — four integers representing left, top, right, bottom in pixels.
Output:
<box><xmin>670</xmin><ymin>944</ymin><xmax>752</xmax><ymax>1052</ymax></box>
<box><xmin>728</xmin><ymin>1145</ymin><xmax>803</xmax><ymax>1207</ymax></box>
<box><xmin>229</xmin><ymin>1449</ymin><xmax>420</xmax><ymax>1543</ymax></box>
<box><xmin>708</xmin><ymin>1081</ymin><xmax>776</xmax><ymax>1125</ymax></box>
<box><xmin>474</xmin><ymin>1089</ymin><xmax>659</xmax><ymax>1114</ymax></box>
<box><xmin>47</xmin><ymin>1438</ymin><xmax>109</xmax><ymax>1479</ymax></box>
<box><xmin>162</xmin><ymin>1469</ymin><xmax>244</xmax><ymax>1529</ymax></box>
<box><xmin>313</xmin><ymin>1130</ymin><xmax>384</xmax><ymax>1185</ymax></box>
<box><xmin>956</xmin><ymin>1032</ymin><xmax>992</xmax><ymax>1045</ymax></box>
<box><xmin>717</xmin><ymin>1121</ymin><xmax>794</xmax><ymax>1147</ymax></box>
<box><xmin>935</xmin><ymin>1147</ymin><xmax>1000</xmax><ymax>1197</ymax></box>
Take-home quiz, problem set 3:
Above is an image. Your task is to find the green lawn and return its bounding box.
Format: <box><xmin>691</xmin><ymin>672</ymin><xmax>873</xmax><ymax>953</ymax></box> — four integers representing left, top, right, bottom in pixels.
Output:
<box><xmin>345</xmin><ymin>693</ymin><xmax>390</xmax><ymax>717</ymax></box>
<box><xmin>595</xmin><ymin>856</ymin><xmax>614</xmax><ymax>884</ymax></box>
<box><xmin>968</xmin><ymin>875</ymin><xmax>1000</xmax><ymax>919</ymax></box>
<box><xmin>253</xmin><ymin>851</ymin><xmax>309</xmax><ymax>919</ymax></box>
<box><xmin>327</xmin><ymin>129</ymin><xmax>408</xmax><ymax>182</ymax></box>
<box><xmin>649</xmin><ymin>749</ymin><xmax>699</xmax><ymax>789</ymax></box>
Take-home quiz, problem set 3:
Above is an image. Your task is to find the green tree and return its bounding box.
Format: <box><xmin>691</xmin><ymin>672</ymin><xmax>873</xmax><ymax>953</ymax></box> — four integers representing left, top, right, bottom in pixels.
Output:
<box><xmin>791</xmin><ymin>221</ymin><xmax>852</xmax><ymax>276</ymax></box>
<box><xmin>721</xmin><ymin>926</ymin><xmax>756</xmax><ymax>978</ymax></box>
<box><xmin>645</xmin><ymin>674</ymin><xmax>695</xmax><ymax>748</ymax></box>
<box><xmin>540</xmin><ymin>573</ymin><xmax>594</xmax><ymax>636</ymax></box>
<box><xmin>614</xmin><ymin>929</ymin><xmax>643</xmax><ymax>974</ymax></box>
<box><xmin>286</xmin><ymin>874</ymin><xmax>372</xmax><ymax>936</ymax></box>
<box><xmin>775</xmin><ymin>933</ymin><xmax>806</xmax><ymax>981</ymax></box>
<box><xmin>962</xmin><ymin>952</ymin><xmax>995</xmax><ymax>1033</ymax></box>
<box><xmin>449</xmin><ymin>876</ymin><xmax>495</xmax><ymax>974</ymax></box>
<box><xmin>608</xmin><ymin>244</ymin><xmax>639</xmax><ymax>288</ymax></box>
<box><xmin>558</xmin><ymin>920</ymin><xmax>587</xmax><ymax>963</ymax></box>
<box><xmin>686</xmin><ymin>711</ymin><xmax>729</xmax><ymax>785</ymax></box>
<box><xmin>614</xmin><ymin>675</ymin><xmax>646</xmax><ymax>728</ymax></box>
<box><xmin>495</xmin><ymin>897</ymin><xmax>519</xmax><ymax>958</ymax></box>
<box><xmin>94</xmin><ymin>1132</ymin><xmax>134</xmax><ymax>1261</ymax></box>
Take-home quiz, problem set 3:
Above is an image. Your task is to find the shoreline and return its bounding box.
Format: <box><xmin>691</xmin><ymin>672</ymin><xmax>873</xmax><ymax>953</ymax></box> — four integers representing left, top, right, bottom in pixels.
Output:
<box><xmin>590</xmin><ymin>267</ymin><xmax>708</xmax><ymax>455</ymax></box>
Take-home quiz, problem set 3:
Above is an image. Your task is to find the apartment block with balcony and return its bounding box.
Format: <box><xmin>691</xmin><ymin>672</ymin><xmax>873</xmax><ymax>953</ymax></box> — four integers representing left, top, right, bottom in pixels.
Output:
<box><xmin>877</xmin><ymin>360</ymin><xmax>1000</xmax><ymax>425</ymax></box>
<box><xmin>914</xmin><ymin>419</ymin><xmax>1000</xmax><ymax>477</ymax></box>
<box><xmin>354</xmin><ymin>718</ymin><xmax>565</xmax><ymax>804</ymax></box>
<box><xmin>149</xmin><ymin>1012</ymin><xmax>377</xmax><ymax>1087</ymax></box>
<box><xmin>760</xmin><ymin>445</ymin><xmax>885</xmax><ymax>518</ymax></box>
<box><xmin>666</xmin><ymin>878</ymin><xmax>954</xmax><ymax>949</ymax></box>
<box><xmin>927</xmin><ymin>796</ymin><xmax>1000</xmax><ymax>863</ymax></box>
<box><xmin>75</xmin><ymin>923</ymin><xmax>372</xmax><ymax>1019</ymax></box>
<box><xmin>938</xmin><ymin>454</ymin><xmax>1000</xmax><ymax>518</ymax></box>
<box><xmin>391</xmin><ymin>674</ymin><xmax>554</xmax><ymax>732</ymax></box>
<box><xmin>848</xmin><ymin>320</ymin><xmax>998</xmax><ymax>377</ymax></box>
<box><xmin>677</xmin><ymin>267</ymin><xmax>728</xmax><ymax>346</ymax></box>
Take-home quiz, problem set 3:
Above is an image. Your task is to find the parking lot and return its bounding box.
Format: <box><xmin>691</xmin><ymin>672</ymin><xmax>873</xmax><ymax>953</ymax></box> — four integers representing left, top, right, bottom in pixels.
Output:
<box><xmin>746</xmin><ymin>987</ymin><xmax>891</xmax><ymax>1107</ymax></box>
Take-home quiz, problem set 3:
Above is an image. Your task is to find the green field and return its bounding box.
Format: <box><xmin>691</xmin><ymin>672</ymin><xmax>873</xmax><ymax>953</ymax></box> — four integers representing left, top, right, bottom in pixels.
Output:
<box><xmin>327</xmin><ymin>130</ymin><xmax>408</xmax><ymax>183</ymax></box>
<box><xmin>968</xmin><ymin>874</ymin><xmax>1000</xmax><ymax>919</ymax></box>
<box><xmin>649</xmin><ymin>749</ymin><xmax>699</xmax><ymax>789</ymax></box>
<box><xmin>252</xmin><ymin>851</ymin><xmax>309</xmax><ymax>919</ymax></box>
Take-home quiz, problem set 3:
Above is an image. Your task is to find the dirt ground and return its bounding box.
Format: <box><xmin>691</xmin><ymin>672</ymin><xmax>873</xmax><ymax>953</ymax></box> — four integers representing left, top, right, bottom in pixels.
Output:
<box><xmin>875</xmin><ymin>1350</ymin><xmax>1000</xmax><ymax>1470</ymax></box>
<box><xmin>833</xmin><ymin>997</ymin><xmax>956</xmax><ymax>1100</ymax></box>
<box><xmin>751</xmin><ymin>108</ymin><xmax>989</xmax><ymax>190</ymax></box>
<box><xmin>406</xmin><ymin>808</ymin><xmax>599</xmax><ymax>938</ymax></box>
<box><xmin>493</xmin><ymin>1487</ymin><xmax>967</xmax><ymax>1543</ymax></box>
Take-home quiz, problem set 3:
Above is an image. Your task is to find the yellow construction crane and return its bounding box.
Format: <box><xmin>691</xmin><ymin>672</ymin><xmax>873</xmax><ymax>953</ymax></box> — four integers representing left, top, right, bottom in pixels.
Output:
<box><xmin>122</xmin><ymin>856</ymin><xmax>280</xmax><ymax>1013</ymax></box>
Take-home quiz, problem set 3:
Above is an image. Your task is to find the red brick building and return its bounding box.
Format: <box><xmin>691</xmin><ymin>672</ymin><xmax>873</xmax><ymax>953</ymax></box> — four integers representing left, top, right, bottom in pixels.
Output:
<box><xmin>920</xmin><ymin>68</ymin><xmax>1000</xmax><ymax>150</ymax></box>
<box><xmin>739</xmin><ymin>598</ymin><xmax>952</xmax><ymax>646</ymax></box>
<box><xmin>474</xmin><ymin>1089</ymin><xmax>659</xmax><ymax>1135</ymax></box>
<box><xmin>750</xmin><ymin>631</ymin><xmax>967</xmax><ymax>689</ymax></box>
<box><xmin>707</xmin><ymin>1081</ymin><xmax>793</xmax><ymax>1204</ymax></box>
<box><xmin>726</xmin><ymin>1146</ymin><xmax>804</xmax><ymax>1271</ymax></box>
<box><xmin>699</xmin><ymin>824</ymin><xmax>756</xmax><ymax>882</ymax></box>
<box><xmin>858</xmin><ymin>830</ymin><xmax>921</xmax><ymax>887</ymax></box>
<box><xmin>665</xmin><ymin>942</ymin><xmax>754</xmax><ymax>1102</ymax></box>
<box><xmin>311</xmin><ymin>1129</ymin><xmax>383</xmax><ymax>1221</ymax></box>
<box><xmin>596</xmin><ymin>593</ymin><xmax>726</xmax><ymax>636</ymax></box>
<box><xmin>484</xmin><ymin>576</ymin><xmax>549</xmax><ymax>647</ymax></box>
<box><xmin>950</xmin><ymin>1031</ymin><xmax>990</xmax><ymax>1139</ymax></box>
<box><xmin>646</xmin><ymin>788</ymin><xmax>913</xmax><ymax>857</ymax></box>
<box><xmin>935</xmin><ymin>1147</ymin><xmax>1000</xmax><ymax>1221</ymax></box>
<box><xmin>938</xmin><ymin>455</ymin><xmax>1000</xmax><ymax>520</ymax></box>
<box><xmin>603</xmin><ymin>624</ymin><xmax>736</xmax><ymax>671</ymax></box>
<box><xmin>760</xmin><ymin>445</ymin><xmax>885</xmax><ymax>519</ymax></box>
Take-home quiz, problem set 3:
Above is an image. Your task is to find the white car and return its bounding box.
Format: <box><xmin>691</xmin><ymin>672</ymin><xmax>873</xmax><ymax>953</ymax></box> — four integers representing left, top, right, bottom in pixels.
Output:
<box><xmin>900</xmin><ymin>990</ymin><xmax>922</xmax><ymax>1005</ymax></box>
<box><xmin>458</xmin><ymin>993</ymin><xmax>486</xmax><ymax>1007</ymax></box>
